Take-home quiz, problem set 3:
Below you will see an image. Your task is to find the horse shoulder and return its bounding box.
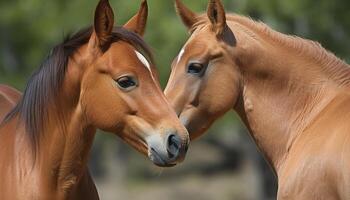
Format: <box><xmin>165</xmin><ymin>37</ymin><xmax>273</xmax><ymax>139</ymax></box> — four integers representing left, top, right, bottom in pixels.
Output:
<box><xmin>277</xmin><ymin>92</ymin><xmax>350</xmax><ymax>199</ymax></box>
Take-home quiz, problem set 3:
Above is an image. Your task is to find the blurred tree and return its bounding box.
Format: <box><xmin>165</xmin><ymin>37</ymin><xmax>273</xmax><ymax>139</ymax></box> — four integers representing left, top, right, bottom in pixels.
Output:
<box><xmin>242</xmin><ymin>0</ymin><xmax>350</xmax><ymax>62</ymax></box>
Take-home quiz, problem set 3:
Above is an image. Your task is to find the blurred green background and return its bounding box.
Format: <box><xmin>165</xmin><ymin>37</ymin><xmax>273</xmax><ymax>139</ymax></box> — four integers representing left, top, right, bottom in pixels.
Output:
<box><xmin>0</xmin><ymin>0</ymin><xmax>349</xmax><ymax>199</ymax></box>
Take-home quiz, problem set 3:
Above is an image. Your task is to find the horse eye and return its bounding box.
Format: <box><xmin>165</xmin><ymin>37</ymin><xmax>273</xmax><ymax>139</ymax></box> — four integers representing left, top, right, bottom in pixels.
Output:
<box><xmin>116</xmin><ymin>76</ymin><xmax>137</xmax><ymax>90</ymax></box>
<box><xmin>187</xmin><ymin>63</ymin><xmax>205</xmax><ymax>75</ymax></box>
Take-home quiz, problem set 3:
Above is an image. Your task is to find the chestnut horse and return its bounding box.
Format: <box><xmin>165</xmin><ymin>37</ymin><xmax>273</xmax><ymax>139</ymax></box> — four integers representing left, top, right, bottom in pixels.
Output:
<box><xmin>165</xmin><ymin>0</ymin><xmax>350</xmax><ymax>199</ymax></box>
<box><xmin>0</xmin><ymin>0</ymin><xmax>189</xmax><ymax>199</ymax></box>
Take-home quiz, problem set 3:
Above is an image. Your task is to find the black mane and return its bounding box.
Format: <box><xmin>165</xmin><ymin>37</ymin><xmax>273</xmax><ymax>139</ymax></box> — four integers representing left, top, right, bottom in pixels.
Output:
<box><xmin>3</xmin><ymin>26</ymin><xmax>153</xmax><ymax>149</ymax></box>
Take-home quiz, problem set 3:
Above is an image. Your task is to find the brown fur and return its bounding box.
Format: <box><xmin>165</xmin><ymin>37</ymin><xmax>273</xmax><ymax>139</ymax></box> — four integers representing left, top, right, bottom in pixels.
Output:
<box><xmin>0</xmin><ymin>85</ymin><xmax>21</xmax><ymax>121</ymax></box>
<box><xmin>166</xmin><ymin>0</ymin><xmax>350</xmax><ymax>199</ymax></box>
<box><xmin>0</xmin><ymin>1</ymin><xmax>189</xmax><ymax>199</ymax></box>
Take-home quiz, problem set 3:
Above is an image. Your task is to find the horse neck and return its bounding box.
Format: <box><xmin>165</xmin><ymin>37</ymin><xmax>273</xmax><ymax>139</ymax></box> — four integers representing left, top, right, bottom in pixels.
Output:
<box><xmin>38</xmin><ymin>104</ymin><xmax>96</xmax><ymax>192</ymax></box>
<box><xmin>231</xmin><ymin>20</ymin><xmax>348</xmax><ymax>173</ymax></box>
<box><xmin>9</xmin><ymin>59</ymin><xmax>96</xmax><ymax>197</ymax></box>
<box><xmin>38</xmin><ymin>60</ymin><xmax>97</xmax><ymax>197</ymax></box>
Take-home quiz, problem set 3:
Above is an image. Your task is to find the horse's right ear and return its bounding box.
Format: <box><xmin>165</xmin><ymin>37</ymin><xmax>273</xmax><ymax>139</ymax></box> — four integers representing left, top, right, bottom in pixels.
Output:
<box><xmin>124</xmin><ymin>0</ymin><xmax>148</xmax><ymax>37</ymax></box>
<box><xmin>90</xmin><ymin>0</ymin><xmax>115</xmax><ymax>50</ymax></box>
<box><xmin>175</xmin><ymin>0</ymin><xmax>198</xmax><ymax>31</ymax></box>
<box><xmin>207</xmin><ymin>0</ymin><xmax>227</xmax><ymax>36</ymax></box>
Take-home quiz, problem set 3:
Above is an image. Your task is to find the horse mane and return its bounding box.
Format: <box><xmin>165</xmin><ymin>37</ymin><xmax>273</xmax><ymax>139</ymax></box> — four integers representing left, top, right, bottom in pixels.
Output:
<box><xmin>194</xmin><ymin>14</ymin><xmax>350</xmax><ymax>86</ymax></box>
<box><xmin>3</xmin><ymin>26</ymin><xmax>153</xmax><ymax>149</ymax></box>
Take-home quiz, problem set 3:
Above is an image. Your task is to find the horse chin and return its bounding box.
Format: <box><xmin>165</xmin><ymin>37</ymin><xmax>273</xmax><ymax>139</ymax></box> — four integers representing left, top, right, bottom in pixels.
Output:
<box><xmin>151</xmin><ymin>159</ymin><xmax>177</xmax><ymax>167</ymax></box>
<box><xmin>154</xmin><ymin>163</ymin><xmax>177</xmax><ymax>168</ymax></box>
<box><xmin>179</xmin><ymin>106</ymin><xmax>200</xmax><ymax>128</ymax></box>
<box><xmin>178</xmin><ymin>106</ymin><xmax>198</xmax><ymax>126</ymax></box>
<box><xmin>179</xmin><ymin>108</ymin><xmax>211</xmax><ymax>140</ymax></box>
<box><xmin>147</xmin><ymin>146</ymin><xmax>178</xmax><ymax>167</ymax></box>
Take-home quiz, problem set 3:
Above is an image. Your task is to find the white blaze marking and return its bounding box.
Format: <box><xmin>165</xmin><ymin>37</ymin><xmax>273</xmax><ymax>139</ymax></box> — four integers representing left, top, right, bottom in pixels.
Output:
<box><xmin>135</xmin><ymin>50</ymin><xmax>156</xmax><ymax>82</ymax></box>
<box><xmin>177</xmin><ymin>48</ymin><xmax>185</xmax><ymax>64</ymax></box>
<box><xmin>135</xmin><ymin>51</ymin><xmax>151</xmax><ymax>71</ymax></box>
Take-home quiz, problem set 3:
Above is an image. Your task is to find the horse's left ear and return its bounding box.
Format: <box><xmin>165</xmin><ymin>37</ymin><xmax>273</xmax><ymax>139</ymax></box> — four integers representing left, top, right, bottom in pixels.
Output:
<box><xmin>207</xmin><ymin>0</ymin><xmax>227</xmax><ymax>36</ymax></box>
<box><xmin>92</xmin><ymin>0</ymin><xmax>115</xmax><ymax>49</ymax></box>
<box><xmin>123</xmin><ymin>0</ymin><xmax>148</xmax><ymax>36</ymax></box>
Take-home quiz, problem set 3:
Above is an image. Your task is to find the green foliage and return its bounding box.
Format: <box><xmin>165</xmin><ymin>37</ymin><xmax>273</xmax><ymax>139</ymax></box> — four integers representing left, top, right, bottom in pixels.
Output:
<box><xmin>242</xmin><ymin>0</ymin><xmax>350</xmax><ymax>62</ymax></box>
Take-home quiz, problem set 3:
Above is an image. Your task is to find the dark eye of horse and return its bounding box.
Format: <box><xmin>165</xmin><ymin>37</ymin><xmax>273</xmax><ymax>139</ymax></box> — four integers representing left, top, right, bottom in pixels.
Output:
<box><xmin>187</xmin><ymin>63</ymin><xmax>204</xmax><ymax>75</ymax></box>
<box><xmin>116</xmin><ymin>76</ymin><xmax>137</xmax><ymax>90</ymax></box>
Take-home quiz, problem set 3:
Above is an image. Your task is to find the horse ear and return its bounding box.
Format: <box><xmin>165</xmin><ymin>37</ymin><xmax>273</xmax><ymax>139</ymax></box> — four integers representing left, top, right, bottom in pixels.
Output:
<box><xmin>124</xmin><ymin>0</ymin><xmax>148</xmax><ymax>36</ymax></box>
<box><xmin>207</xmin><ymin>0</ymin><xmax>227</xmax><ymax>36</ymax></box>
<box><xmin>93</xmin><ymin>0</ymin><xmax>115</xmax><ymax>48</ymax></box>
<box><xmin>175</xmin><ymin>0</ymin><xmax>198</xmax><ymax>31</ymax></box>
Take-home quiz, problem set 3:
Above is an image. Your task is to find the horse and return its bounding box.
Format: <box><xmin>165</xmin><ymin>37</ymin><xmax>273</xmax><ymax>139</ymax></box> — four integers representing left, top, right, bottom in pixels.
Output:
<box><xmin>165</xmin><ymin>0</ymin><xmax>350</xmax><ymax>199</ymax></box>
<box><xmin>0</xmin><ymin>0</ymin><xmax>189</xmax><ymax>199</ymax></box>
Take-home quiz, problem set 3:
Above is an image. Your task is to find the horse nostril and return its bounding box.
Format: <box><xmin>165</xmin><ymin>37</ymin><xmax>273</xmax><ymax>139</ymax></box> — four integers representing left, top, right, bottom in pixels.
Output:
<box><xmin>166</xmin><ymin>134</ymin><xmax>181</xmax><ymax>159</ymax></box>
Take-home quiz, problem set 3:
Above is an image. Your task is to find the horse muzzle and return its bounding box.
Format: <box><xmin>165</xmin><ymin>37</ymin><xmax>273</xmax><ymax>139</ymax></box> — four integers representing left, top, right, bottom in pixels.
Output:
<box><xmin>146</xmin><ymin>131</ymin><xmax>189</xmax><ymax>167</ymax></box>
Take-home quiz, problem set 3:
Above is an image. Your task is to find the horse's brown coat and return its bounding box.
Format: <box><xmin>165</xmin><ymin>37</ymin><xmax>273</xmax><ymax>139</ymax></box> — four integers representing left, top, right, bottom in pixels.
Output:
<box><xmin>0</xmin><ymin>85</ymin><xmax>21</xmax><ymax>121</ymax></box>
<box><xmin>166</xmin><ymin>0</ymin><xmax>350</xmax><ymax>199</ymax></box>
<box><xmin>0</xmin><ymin>1</ymin><xmax>189</xmax><ymax>199</ymax></box>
